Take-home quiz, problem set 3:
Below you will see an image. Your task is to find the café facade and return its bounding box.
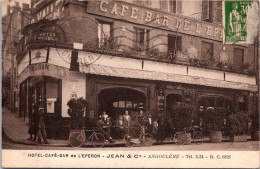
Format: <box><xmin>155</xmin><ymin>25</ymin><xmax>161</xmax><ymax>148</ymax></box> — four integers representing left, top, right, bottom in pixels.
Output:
<box><xmin>17</xmin><ymin>0</ymin><xmax>258</xmax><ymax>139</ymax></box>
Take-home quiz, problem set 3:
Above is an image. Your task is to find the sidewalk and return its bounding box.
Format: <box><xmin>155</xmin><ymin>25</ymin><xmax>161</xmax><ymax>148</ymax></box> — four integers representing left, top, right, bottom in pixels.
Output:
<box><xmin>2</xmin><ymin>107</ymin><xmax>252</xmax><ymax>147</ymax></box>
<box><xmin>2</xmin><ymin>107</ymin><xmax>68</xmax><ymax>147</ymax></box>
<box><xmin>2</xmin><ymin>107</ymin><xmax>126</xmax><ymax>147</ymax></box>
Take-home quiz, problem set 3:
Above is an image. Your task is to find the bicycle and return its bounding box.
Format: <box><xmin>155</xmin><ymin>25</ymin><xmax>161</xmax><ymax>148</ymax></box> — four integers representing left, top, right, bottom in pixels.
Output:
<box><xmin>191</xmin><ymin>125</ymin><xmax>204</xmax><ymax>144</ymax></box>
<box><xmin>123</xmin><ymin>126</ymin><xmax>153</xmax><ymax>147</ymax></box>
<box><xmin>69</xmin><ymin>127</ymin><xmax>105</xmax><ymax>148</ymax></box>
<box><xmin>174</xmin><ymin>126</ymin><xmax>203</xmax><ymax>145</ymax></box>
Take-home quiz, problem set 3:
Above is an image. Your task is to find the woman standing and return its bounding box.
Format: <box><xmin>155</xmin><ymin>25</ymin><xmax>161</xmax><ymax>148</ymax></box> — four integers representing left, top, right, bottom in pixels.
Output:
<box><xmin>229</xmin><ymin>3</ymin><xmax>241</xmax><ymax>38</ymax></box>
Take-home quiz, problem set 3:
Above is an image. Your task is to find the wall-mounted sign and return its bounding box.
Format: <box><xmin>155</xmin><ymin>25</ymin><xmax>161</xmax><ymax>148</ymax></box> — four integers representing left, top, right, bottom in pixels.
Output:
<box><xmin>22</xmin><ymin>20</ymin><xmax>66</xmax><ymax>45</ymax></box>
<box><xmin>28</xmin><ymin>63</ymin><xmax>49</xmax><ymax>72</ymax></box>
<box><xmin>88</xmin><ymin>0</ymin><xmax>223</xmax><ymax>41</ymax></box>
<box><xmin>31</xmin><ymin>0</ymin><xmax>64</xmax><ymax>23</ymax></box>
<box><xmin>30</xmin><ymin>49</ymin><xmax>48</xmax><ymax>64</ymax></box>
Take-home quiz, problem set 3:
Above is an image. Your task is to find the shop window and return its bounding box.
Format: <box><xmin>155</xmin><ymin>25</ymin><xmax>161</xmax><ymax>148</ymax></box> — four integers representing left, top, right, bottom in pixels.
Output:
<box><xmin>134</xmin><ymin>27</ymin><xmax>150</xmax><ymax>50</ymax></box>
<box><xmin>98</xmin><ymin>21</ymin><xmax>112</xmax><ymax>48</ymax></box>
<box><xmin>113</xmin><ymin>101</ymin><xmax>136</xmax><ymax>109</ymax></box>
<box><xmin>202</xmin><ymin>0</ymin><xmax>213</xmax><ymax>22</ymax></box>
<box><xmin>233</xmin><ymin>48</ymin><xmax>244</xmax><ymax>66</ymax></box>
<box><xmin>201</xmin><ymin>41</ymin><xmax>213</xmax><ymax>60</ymax></box>
<box><xmin>45</xmin><ymin>77</ymin><xmax>61</xmax><ymax>115</ymax></box>
<box><xmin>168</xmin><ymin>35</ymin><xmax>182</xmax><ymax>56</ymax></box>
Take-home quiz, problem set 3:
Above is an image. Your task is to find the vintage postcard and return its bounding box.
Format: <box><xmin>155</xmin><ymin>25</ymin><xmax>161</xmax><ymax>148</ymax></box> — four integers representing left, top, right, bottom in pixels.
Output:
<box><xmin>1</xmin><ymin>0</ymin><xmax>260</xmax><ymax>168</ymax></box>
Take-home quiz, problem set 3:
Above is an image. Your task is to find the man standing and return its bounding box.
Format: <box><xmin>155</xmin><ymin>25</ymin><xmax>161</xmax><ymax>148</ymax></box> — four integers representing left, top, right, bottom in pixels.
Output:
<box><xmin>123</xmin><ymin>111</ymin><xmax>132</xmax><ymax>128</ymax></box>
<box><xmin>37</xmin><ymin>108</ymin><xmax>49</xmax><ymax>144</ymax></box>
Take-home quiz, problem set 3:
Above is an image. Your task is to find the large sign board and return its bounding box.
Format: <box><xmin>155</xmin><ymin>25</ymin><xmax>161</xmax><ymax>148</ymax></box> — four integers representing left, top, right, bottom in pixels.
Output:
<box><xmin>87</xmin><ymin>0</ymin><xmax>224</xmax><ymax>41</ymax></box>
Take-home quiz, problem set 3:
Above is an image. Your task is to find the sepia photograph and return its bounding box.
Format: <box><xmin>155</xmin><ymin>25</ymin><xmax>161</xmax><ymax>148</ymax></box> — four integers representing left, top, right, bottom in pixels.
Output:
<box><xmin>1</xmin><ymin>0</ymin><xmax>259</xmax><ymax>168</ymax></box>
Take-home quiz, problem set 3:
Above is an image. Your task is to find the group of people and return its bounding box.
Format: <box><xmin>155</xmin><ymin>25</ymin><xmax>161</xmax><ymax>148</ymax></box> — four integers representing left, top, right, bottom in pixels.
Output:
<box><xmin>27</xmin><ymin>105</ymin><xmax>49</xmax><ymax>144</ymax></box>
<box><xmin>96</xmin><ymin>110</ymin><xmax>169</xmax><ymax>144</ymax></box>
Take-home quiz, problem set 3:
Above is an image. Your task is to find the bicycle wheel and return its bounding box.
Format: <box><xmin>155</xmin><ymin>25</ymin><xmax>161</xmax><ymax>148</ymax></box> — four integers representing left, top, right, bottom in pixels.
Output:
<box><xmin>124</xmin><ymin>134</ymin><xmax>135</xmax><ymax>147</ymax></box>
<box><xmin>91</xmin><ymin>133</ymin><xmax>105</xmax><ymax>148</ymax></box>
<box><xmin>141</xmin><ymin>133</ymin><xmax>153</xmax><ymax>147</ymax></box>
<box><xmin>193</xmin><ymin>131</ymin><xmax>203</xmax><ymax>144</ymax></box>
<box><xmin>69</xmin><ymin>132</ymin><xmax>85</xmax><ymax>148</ymax></box>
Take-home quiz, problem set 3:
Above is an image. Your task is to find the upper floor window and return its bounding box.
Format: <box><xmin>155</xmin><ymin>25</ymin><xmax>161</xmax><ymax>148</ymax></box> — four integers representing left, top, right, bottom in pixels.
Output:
<box><xmin>202</xmin><ymin>0</ymin><xmax>213</xmax><ymax>22</ymax></box>
<box><xmin>168</xmin><ymin>35</ymin><xmax>182</xmax><ymax>56</ymax></box>
<box><xmin>201</xmin><ymin>41</ymin><xmax>213</xmax><ymax>60</ymax></box>
<box><xmin>160</xmin><ymin>0</ymin><xmax>168</xmax><ymax>12</ymax></box>
<box><xmin>169</xmin><ymin>0</ymin><xmax>182</xmax><ymax>14</ymax></box>
<box><xmin>134</xmin><ymin>27</ymin><xmax>150</xmax><ymax>50</ymax></box>
<box><xmin>233</xmin><ymin>48</ymin><xmax>244</xmax><ymax>66</ymax></box>
<box><xmin>215</xmin><ymin>1</ymin><xmax>222</xmax><ymax>23</ymax></box>
<box><xmin>169</xmin><ymin>0</ymin><xmax>177</xmax><ymax>13</ymax></box>
<box><xmin>98</xmin><ymin>21</ymin><xmax>112</xmax><ymax>48</ymax></box>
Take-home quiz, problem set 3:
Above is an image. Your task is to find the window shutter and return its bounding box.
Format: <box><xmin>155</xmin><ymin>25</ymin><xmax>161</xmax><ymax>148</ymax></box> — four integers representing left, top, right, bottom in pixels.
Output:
<box><xmin>216</xmin><ymin>1</ymin><xmax>222</xmax><ymax>23</ymax></box>
<box><xmin>177</xmin><ymin>0</ymin><xmax>182</xmax><ymax>14</ymax></box>
<box><xmin>160</xmin><ymin>0</ymin><xmax>168</xmax><ymax>12</ymax></box>
<box><xmin>202</xmin><ymin>0</ymin><xmax>209</xmax><ymax>20</ymax></box>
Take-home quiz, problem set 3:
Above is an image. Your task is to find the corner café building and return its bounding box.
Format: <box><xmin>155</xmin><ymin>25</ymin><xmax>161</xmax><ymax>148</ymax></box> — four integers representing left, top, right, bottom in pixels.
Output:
<box><xmin>17</xmin><ymin>0</ymin><xmax>258</xmax><ymax>139</ymax></box>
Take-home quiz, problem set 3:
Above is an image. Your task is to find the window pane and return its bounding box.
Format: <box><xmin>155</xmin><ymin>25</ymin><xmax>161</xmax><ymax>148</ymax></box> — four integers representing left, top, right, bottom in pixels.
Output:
<box><xmin>98</xmin><ymin>22</ymin><xmax>111</xmax><ymax>48</ymax></box>
<box><xmin>139</xmin><ymin>29</ymin><xmax>145</xmax><ymax>46</ymax></box>
<box><xmin>201</xmin><ymin>41</ymin><xmax>213</xmax><ymax>60</ymax></box>
<box><xmin>113</xmin><ymin>102</ymin><xmax>118</xmax><ymax>108</ymax></box>
<box><xmin>126</xmin><ymin>101</ymin><xmax>133</xmax><ymax>108</ymax></box>
<box><xmin>234</xmin><ymin>48</ymin><xmax>244</xmax><ymax>66</ymax></box>
<box><xmin>119</xmin><ymin>101</ymin><xmax>125</xmax><ymax>108</ymax></box>
<box><xmin>168</xmin><ymin>35</ymin><xmax>181</xmax><ymax>54</ymax></box>
<box><xmin>170</xmin><ymin>0</ymin><xmax>176</xmax><ymax>13</ymax></box>
<box><xmin>103</xmin><ymin>24</ymin><xmax>111</xmax><ymax>37</ymax></box>
<box><xmin>135</xmin><ymin>28</ymin><xmax>149</xmax><ymax>50</ymax></box>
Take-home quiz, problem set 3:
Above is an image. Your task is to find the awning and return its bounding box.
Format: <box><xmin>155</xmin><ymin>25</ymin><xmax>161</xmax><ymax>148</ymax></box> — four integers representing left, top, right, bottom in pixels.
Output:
<box><xmin>78</xmin><ymin>52</ymin><xmax>258</xmax><ymax>92</ymax></box>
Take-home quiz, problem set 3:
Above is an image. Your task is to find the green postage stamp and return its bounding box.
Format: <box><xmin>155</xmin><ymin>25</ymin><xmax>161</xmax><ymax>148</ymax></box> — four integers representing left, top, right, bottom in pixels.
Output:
<box><xmin>224</xmin><ymin>0</ymin><xmax>259</xmax><ymax>44</ymax></box>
